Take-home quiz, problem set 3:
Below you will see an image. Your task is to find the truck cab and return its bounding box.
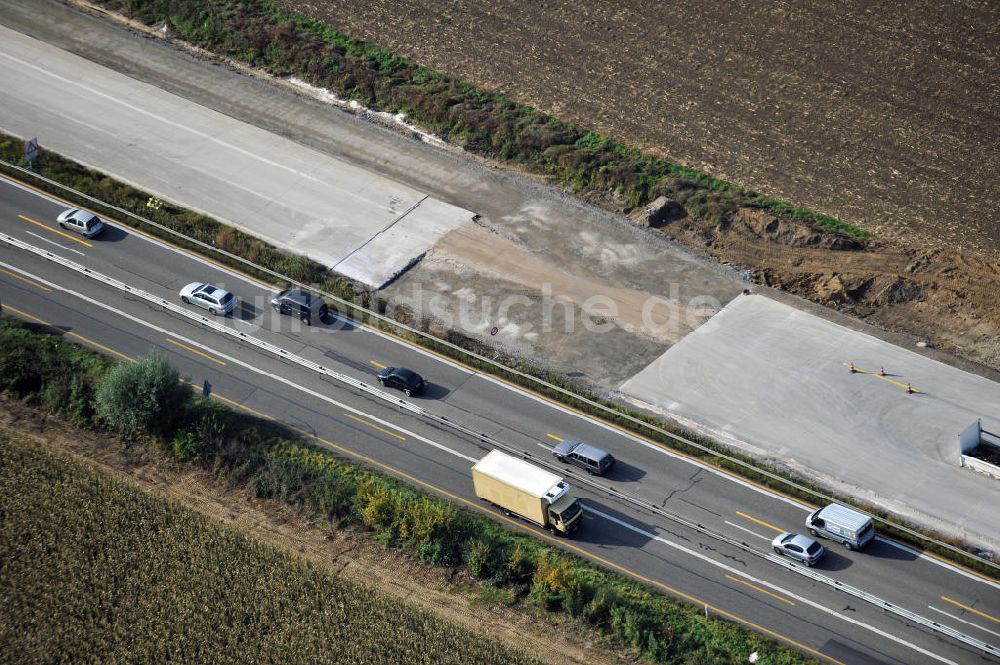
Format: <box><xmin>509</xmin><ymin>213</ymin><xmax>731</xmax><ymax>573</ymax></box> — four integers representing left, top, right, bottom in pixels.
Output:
<box><xmin>548</xmin><ymin>495</ymin><xmax>583</xmax><ymax>534</ymax></box>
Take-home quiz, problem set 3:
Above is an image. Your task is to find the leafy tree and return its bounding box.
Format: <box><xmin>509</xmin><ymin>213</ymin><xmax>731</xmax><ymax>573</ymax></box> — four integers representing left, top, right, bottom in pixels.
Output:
<box><xmin>95</xmin><ymin>349</ymin><xmax>190</xmax><ymax>439</ymax></box>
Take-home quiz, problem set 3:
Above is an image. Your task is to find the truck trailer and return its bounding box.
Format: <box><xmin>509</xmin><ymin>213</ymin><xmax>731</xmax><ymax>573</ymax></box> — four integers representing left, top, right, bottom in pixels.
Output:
<box><xmin>472</xmin><ymin>450</ymin><xmax>583</xmax><ymax>535</ymax></box>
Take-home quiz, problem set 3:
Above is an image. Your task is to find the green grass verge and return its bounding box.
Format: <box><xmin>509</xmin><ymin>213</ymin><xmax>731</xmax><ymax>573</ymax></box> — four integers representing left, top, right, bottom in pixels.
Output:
<box><xmin>94</xmin><ymin>0</ymin><xmax>868</xmax><ymax>238</ymax></box>
<box><xmin>0</xmin><ymin>432</ymin><xmax>545</xmax><ymax>665</ymax></box>
<box><xmin>0</xmin><ymin>129</ymin><xmax>993</xmax><ymax>578</ymax></box>
<box><xmin>0</xmin><ymin>317</ymin><xmax>814</xmax><ymax>664</ymax></box>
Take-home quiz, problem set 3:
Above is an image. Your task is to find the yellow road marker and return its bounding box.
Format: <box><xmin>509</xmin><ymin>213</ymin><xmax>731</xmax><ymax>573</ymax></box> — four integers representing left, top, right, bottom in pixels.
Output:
<box><xmin>848</xmin><ymin>363</ymin><xmax>919</xmax><ymax>392</ymax></box>
<box><xmin>370</xmin><ymin>359</ymin><xmax>387</xmax><ymax>369</ymax></box>
<box><xmin>941</xmin><ymin>596</ymin><xmax>1000</xmax><ymax>624</ymax></box>
<box><xmin>3</xmin><ymin>304</ymin><xmax>133</xmax><ymax>362</ymax></box>
<box><xmin>736</xmin><ymin>511</ymin><xmax>785</xmax><ymax>533</ymax></box>
<box><xmin>343</xmin><ymin>412</ymin><xmax>406</xmax><ymax>441</ymax></box>
<box><xmin>0</xmin><ymin>296</ymin><xmax>845</xmax><ymax>664</ymax></box>
<box><xmin>166</xmin><ymin>338</ymin><xmax>226</xmax><ymax>365</ymax></box>
<box><xmin>18</xmin><ymin>213</ymin><xmax>93</xmax><ymax>247</ymax></box>
<box><xmin>726</xmin><ymin>574</ymin><xmax>796</xmax><ymax>606</ymax></box>
<box><xmin>546</xmin><ymin>433</ymin><xmax>564</xmax><ymax>442</ymax></box>
<box><xmin>0</xmin><ymin>266</ymin><xmax>53</xmax><ymax>292</ymax></box>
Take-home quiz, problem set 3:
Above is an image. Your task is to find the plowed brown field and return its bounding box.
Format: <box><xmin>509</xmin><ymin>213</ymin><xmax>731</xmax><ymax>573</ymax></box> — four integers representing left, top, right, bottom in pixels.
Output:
<box><xmin>284</xmin><ymin>0</ymin><xmax>1000</xmax><ymax>368</ymax></box>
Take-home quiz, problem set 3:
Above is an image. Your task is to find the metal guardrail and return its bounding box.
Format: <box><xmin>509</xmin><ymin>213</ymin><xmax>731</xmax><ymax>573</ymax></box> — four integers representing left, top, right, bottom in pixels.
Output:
<box><xmin>2</xmin><ymin>161</ymin><xmax>995</xmax><ymax>573</ymax></box>
<box><xmin>3</xmin><ymin>232</ymin><xmax>996</xmax><ymax>658</ymax></box>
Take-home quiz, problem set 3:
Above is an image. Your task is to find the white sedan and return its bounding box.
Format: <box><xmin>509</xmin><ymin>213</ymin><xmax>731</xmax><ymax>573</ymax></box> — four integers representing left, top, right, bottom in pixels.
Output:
<box><xmin>179</xmin><ymin>282</ymin><xmax>237</xmax><ymax>316</ymax></box>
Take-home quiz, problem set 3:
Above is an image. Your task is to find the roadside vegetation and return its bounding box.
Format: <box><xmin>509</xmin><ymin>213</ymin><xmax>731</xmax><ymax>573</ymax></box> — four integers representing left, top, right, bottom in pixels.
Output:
<box><xmin>0</xmin><ymin>317</ymin><xmax>813</xmax><ymax>664</ymax></box>
<box><xmin>0</xmin><ymin>433</ymin><xmax>544</xmax><ymax>665</ymax></box>
<box><xmin>0</xmin><ymin>132</ymin><xmax>992</xmax><ymax>577</ymax></box>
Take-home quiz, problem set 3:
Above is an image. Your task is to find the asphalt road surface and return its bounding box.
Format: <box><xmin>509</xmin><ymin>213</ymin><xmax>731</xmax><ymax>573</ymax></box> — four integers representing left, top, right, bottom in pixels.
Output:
<box><xmin>1</xmin><ymin>179</ymin><xmax>997</xmax><ymax>664</ymax></box>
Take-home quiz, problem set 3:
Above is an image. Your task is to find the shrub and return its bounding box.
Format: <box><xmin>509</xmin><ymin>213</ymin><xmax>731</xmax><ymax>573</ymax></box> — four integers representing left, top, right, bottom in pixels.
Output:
<box><xmin>94</xmin><ymin>349</ymin><xmax>191</xmax><ymax>439</ymax></box>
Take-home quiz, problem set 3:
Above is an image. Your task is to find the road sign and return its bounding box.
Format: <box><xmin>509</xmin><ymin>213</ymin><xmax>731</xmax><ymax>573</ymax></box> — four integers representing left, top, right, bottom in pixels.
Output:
<box><xmin>24</xmin><ymin>137</ymin><xmax>39</xmax><ymax>162</ymax></box>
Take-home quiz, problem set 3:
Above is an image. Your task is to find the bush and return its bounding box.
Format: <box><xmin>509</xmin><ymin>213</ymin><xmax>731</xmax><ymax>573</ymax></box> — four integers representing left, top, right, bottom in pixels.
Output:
<box><xmin>94</xmin><ymin>349</ymin><xmax>191</xmax><ymax>439</ymax></box>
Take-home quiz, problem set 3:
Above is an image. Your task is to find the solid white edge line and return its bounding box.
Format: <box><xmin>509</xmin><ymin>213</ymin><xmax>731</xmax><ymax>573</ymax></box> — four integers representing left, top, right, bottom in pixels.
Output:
<box><xmin>0</xmin><ymin>259</ymin><xmax>478</xmax><ymax>465</ymax></box>
<box><xmin>927</xmin><ymin>606</ymin><xmax>1000</xmax><ymax>640</ymax></box>
<box><xmin>588</xmin><ymin>505</ymin><xmax>962</xmax><ymax>665</ymax></box>
<box><xmin>0</xmin><ymin>257</ymin><xmax>986</xmax><ymax>661</ymax></box>
<box><xmin>4</xmin><ymin>175</ymin><xmax>996</xmax><ymax>590</ymax></box>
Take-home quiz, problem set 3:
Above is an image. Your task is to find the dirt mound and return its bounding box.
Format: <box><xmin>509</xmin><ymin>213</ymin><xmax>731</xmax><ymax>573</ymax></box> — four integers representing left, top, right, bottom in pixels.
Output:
<box><xmin>724</xmin><ymin>208</ymin><xmax>866</xmax><ymax>251</ymax></box>
<box><xmin>663</xmin><ymin>210</ymin><xmax>1000</xmax><ymax>370</ymax></box>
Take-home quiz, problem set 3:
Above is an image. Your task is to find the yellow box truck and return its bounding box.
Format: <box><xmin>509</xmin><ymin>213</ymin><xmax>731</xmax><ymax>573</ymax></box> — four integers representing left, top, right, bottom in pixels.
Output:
<box><xmin>472</xmin><ymin>450</ymin><xmax>583</xmax><ymax>535</ymax></box>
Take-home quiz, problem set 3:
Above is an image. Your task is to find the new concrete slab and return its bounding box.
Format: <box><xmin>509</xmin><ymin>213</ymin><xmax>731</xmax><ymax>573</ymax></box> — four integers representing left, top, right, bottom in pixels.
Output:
<box><xmin>620</xmin><ymin>294</ymin><xmax>1000</xmax><ymax>547</ymax></box>
<box><xmin>0</xmin><ymin>26</ymin><xmax>472</xmax><ymax>288</ymax></box>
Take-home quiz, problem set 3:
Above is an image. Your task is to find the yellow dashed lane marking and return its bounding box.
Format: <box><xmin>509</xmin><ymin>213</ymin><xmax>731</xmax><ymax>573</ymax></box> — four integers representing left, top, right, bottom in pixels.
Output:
<box><xmin>546</xmin><ymin>433</ymin><xmax>564</xmax><ymax>442</ymax></box>
<box><xmin>726</xmin><ymin>574</ymin><xmax>796</xmax><ymax>606</ymax></box>
<box><xmin>941</xmin><ymin>596</ymin><xmax>1000</xmax><ymax>624</ymax></box>
<box><xmin>370</xmin><ymin>359</ymin><xmax>387</xmax><ymax>369</ymax></box>
<box><xmin>737</xmin><ymin>511</ymin><xmax>785</xmax><ymax>533</ymax></box>
<box><xmin>344</xmin><ymin>412</ymin><xmax>406</xmax><ymax>441</ymax></box>
<box><xmin>18</xmin><ymin>213</ymin><xmax>93</xmax><ymax>247</ymax></box>
<box><xmin>166</xmin><ymin>338</ymin><xmax>226</xmax><ymax>366</ymax></box>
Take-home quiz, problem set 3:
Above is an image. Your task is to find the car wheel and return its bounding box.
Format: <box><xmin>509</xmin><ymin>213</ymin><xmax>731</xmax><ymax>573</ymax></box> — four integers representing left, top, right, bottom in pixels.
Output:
<box><xmin>555</xmin><ymin>455</ymin><xmax>565</xmax><ymax>462</ymax></box>
<box><xmin>404</xmin><ymin>388</ymin><xmax>412</xmax><ymax>397</ymax></box>
<box><xmin>209</xmin><ymin>308</ymin><xmax>217</xmax><ymax>316</ymax></box>
<box><xmin>181</xmin><ymin>296</ymin><xmax>190</xmax><ymax>304</ymax></box>
<box><xmin>773</xmin><ymin>547</ymin><xmax>783</xmax><ymax>556</ymax></box>
<box><xmin>377</xmin><ymin>378</ymin><xmax>385</xmax><ymax>386</ymax></box>
<box><xmin>59</xmin><ymin>222</ymin><xmax>67</xmax><ymax>230</ymax></box>
<box><xmin>586</xmin><ymin>467</ymin><xmax>594</xmax><ymax>475</ymax></box>
<box><xmin>301</xmin><ymin>316</ymin><xmax>311</xmax><ymax>326</ymax></box>
<box><xmin>808</xmin><ymin>528</ymin><xmax>818</xmax><ymax>537</ymax></box>
<box><xmin>843</xmin><ymin>541</ymin><xmax>854</xmax><ymax>551</ymax></box>
<box><xmin>547</xmin><ymin>526</ymin><xmax>557</xmax><ymax>536</ymax></box>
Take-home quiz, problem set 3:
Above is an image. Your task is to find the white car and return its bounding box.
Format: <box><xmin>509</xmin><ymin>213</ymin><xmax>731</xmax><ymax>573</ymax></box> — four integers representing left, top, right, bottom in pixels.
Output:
<box><xmin>56</xmin><ymin>208</ymin><xmax>105</xmax><ymax>238</ymax></box>
<box><xmin>772</xmin><ymin>532</ymin><xmax>825</xmax><ymax>566</ymax></box>
<box><xmin>179</xmin><ymin>282</ymin><xmax>237</xmax><ymax>316</ymax></box>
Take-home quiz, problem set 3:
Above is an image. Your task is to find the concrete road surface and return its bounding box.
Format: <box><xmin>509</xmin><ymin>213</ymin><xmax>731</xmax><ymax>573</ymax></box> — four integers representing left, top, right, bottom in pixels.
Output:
<box><xmin>0</xmin><ymin>26</ymin><xmax>472</xmax><ymax>288</ymax></box>
<box><xmin>621</xmin><ymin>294</ymin><xmax>1000</xmax><ymax>548</ymax></box>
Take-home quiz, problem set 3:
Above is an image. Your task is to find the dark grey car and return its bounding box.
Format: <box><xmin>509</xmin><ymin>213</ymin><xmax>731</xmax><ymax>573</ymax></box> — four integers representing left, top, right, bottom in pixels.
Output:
<box><xmin>270</xmin><ymin>288</ymin><xmax>328</xmax><ymax>325</ymax></box>
<box><xmin>552</xmin><ymin>440</ymin><xmax>615</xmax><ymax>475</ymax></box>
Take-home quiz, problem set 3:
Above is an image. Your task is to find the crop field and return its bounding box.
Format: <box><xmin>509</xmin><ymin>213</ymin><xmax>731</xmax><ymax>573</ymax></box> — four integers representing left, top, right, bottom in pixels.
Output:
<box><xmin>0</xmin><ymin>433</ymin><xmax>542</xmax><ymax>665</ymax></box>
<box><xmin>282</xmin><ymin>0</ymin><xmax>1000</xmax><ymax>369</ymax></box>
<box><xmin>289</xmin><ymin>0</ymin><xmax>1000</xmax><ymax>261</ymax></box>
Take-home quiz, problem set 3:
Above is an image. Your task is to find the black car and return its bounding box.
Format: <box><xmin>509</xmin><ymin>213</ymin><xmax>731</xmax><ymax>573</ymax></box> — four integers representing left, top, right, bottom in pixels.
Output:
<box><xmin>270</xmin><ymin>288</ymin><xmax>328</xmax><ymax>325</ymax></box>
<box><xmin>377</xmin><ymin>367</ymin><xmax>425</xmax><ymax>396</ymax></box>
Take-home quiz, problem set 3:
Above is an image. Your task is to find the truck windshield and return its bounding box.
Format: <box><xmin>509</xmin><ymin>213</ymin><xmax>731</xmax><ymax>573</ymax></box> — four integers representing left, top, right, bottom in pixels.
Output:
<box><xmin>556</xmin><ymin>499</ymin><xmax>583</xmax><ymax>524</ymax></box>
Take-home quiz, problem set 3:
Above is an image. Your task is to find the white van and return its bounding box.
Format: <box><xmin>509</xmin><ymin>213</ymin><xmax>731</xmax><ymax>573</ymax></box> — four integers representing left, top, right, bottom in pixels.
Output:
<box><xmin>805</xmin><ymin>504</ymin><xmax>875</xmax><ymax>550</ymax></box>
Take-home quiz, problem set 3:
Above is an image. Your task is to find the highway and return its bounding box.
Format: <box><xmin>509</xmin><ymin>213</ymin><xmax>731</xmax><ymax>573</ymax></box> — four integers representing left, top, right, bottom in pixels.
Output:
<box><xmin>1</xmin><ymin>178</ymin><xmax>997</xmax><ymax>665</ymax></box>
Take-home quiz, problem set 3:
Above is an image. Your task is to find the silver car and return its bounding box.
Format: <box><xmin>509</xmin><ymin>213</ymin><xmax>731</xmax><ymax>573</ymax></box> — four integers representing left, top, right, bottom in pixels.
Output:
<box><xmin>56</xmin><ymin>208</ymin><xmax>105</xmax><ymax>238</ymax></box>
<box><xmin>179</xmin><ymin>282</ymin><xmax>237</xmax><ymax>316</ymax></box>
<box><xmin>772</xmin><ymin>532</ymin><xmax>825</xmax><ymax>566</ymax></box>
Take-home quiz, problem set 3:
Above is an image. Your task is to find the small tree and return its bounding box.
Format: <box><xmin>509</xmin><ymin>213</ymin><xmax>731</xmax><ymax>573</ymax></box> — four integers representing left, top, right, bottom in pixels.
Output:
<box><xmin>95</xmin><ymin>350</ymin><xmax>190</xmax><ymax>440</ymax></box>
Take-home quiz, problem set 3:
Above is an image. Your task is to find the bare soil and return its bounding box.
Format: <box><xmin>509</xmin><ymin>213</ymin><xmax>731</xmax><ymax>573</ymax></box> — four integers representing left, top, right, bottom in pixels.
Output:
<box><xmin>285</xmin><ymin>0</ymin><xmax>1000</xmax><ymax>371</ymax></box>
<box><xmin>0</xmin><ymin>397</ymin><xmax>618</xmax><ymax>665</ymax></box>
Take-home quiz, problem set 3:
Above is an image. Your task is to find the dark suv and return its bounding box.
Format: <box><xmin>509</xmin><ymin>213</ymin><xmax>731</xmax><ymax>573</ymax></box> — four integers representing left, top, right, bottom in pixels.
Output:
<box><xmin>376</xmin><ymin>367</ymin><xmax>425</xmax><ymax>397</ymax></box>
<box><xmin>552</xmin><ymin>440</ymin><xmax>615</xmax><ymax>476</ymax></box>
<box><xmin>270</xmin><ymin>288</ymin><xmax>328</xmax><ymax>325</ymax></box>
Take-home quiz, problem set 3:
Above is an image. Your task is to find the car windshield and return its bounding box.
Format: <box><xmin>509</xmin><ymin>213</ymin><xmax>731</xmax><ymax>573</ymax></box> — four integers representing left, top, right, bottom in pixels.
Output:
<box><xmin>84</xmin><ymin>220</ymin><xmax>96</xmax><ymax>229</ymax></box>
<box><xmin>806</xmin><ymin>542</ymin><xmax>822</xmax><ymax>554</ymax></box>
<box><xmin>220</xmin><ymin>293</ymin><xmax>233</xmax><ymax>304</ymax></box>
